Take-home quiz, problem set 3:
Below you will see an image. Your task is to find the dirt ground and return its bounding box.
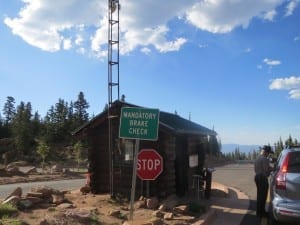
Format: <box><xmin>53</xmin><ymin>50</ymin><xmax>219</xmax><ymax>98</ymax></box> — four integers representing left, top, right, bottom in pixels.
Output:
<box><xmin>0</xmin><ymin>171</ymin><xmax>213</xmax><ymax>225</ymax></box>
<box><xmin>1</xmin><ymin>156</ymin><xmax>228</xmax><ymax>225</ymax></box>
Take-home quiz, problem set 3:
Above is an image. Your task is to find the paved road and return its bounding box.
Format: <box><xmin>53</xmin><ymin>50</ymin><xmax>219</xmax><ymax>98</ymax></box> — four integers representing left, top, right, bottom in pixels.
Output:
<box><xmin>0</xmin><ymin>179</ymin><xmax>85</xmax><ymax>199</ymax></box>
<box><xmin>213</xmin><ymin>163</ymin><xmax>263</xmax><ymax>225</ymax></box>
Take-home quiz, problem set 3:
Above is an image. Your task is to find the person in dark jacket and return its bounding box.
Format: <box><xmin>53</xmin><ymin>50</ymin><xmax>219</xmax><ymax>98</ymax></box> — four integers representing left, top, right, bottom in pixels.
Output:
<box><xmin>254</xmin><ymin>145</ymin><xmax>274</xmax><ymax>217</ymax></box>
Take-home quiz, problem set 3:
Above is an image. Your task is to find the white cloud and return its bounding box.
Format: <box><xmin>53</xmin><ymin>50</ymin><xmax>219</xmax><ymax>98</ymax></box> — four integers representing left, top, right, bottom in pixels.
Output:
<box><xmin>285</xmin><ymin>0</ymin><xmax>300</xmax><ymax>16</ymax></box>
<box><xmin>3</xmin><ymin>0</ymin><xmax>295</xmax><ymax>57</ymax></box>
<box><xmin>289</xmin><ymin>89</ymin><xmax>300</xmax><ymax>99</ymax></box>
<box><xmin>270</xmin><ymin>76</ymin><xmax>300</xmax><ymax>90</ymax></box>
<box><xmin>263</xmin><ymin>58</ymin><xmax>281</xmax><ymax>66</ymax></box>
<box><xmin>199</xmin><ymin>44</ymin><xmax>208</xmax><ymax>48</ymax></box>
<box><xmin>269</xmin><ymin>76</ymin><xmax>300</xmax><ymax>99</ymax></box>
<box><xmin>63</xmin><ymin>39</ymin><xmax>72</xmax><ymax>50</ymax></box>
<box><xmin>141</xmin><ymin>47</ymin><xmax>151</xmax><ymax>55</ymax></box>
<box><xmin>263</xmin><ymin>9</ymin><xmax>277</xmax><ymax>21</ymax></box>
<box><xmin>185</xmin><ymin>0</ymin><xmax>282</xmax><ymax>33</ymax></box>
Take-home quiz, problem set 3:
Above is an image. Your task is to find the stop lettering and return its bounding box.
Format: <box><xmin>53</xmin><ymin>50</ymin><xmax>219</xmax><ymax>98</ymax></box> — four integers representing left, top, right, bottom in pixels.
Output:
<box><xmin>137</xmin><ymin>149</ymin><xmax>163</xmax><ymax>180</ymax></box>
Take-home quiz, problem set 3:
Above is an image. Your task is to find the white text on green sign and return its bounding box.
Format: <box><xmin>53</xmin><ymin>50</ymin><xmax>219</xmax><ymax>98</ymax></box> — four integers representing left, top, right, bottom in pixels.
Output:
<box><xmin>119</xmin><ymin>107</ymin><xmax>159</xmax><ymax>140</ymax></box>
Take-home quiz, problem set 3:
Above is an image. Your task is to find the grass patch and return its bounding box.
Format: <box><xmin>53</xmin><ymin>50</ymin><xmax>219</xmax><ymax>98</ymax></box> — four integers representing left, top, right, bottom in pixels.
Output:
<box><xmin>0</xmin><ymin>217</ymin><xmax>28</xmax><ymax>225</ymax></box>
<box><xmin>0</xmin><ymin>203</ymin><xmax>18</xmax><ymax>218</ymax></box>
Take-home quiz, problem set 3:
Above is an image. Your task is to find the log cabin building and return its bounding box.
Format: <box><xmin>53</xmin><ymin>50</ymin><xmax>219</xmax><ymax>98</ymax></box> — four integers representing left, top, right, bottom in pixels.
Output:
<box><xmin>73</xmin><ymin>100</ymin><xmax>217</xmax><ymax>199</ymax></box>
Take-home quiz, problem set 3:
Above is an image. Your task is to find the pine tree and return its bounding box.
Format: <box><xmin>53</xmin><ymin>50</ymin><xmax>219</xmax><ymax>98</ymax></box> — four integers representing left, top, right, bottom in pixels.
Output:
<box><xmin>11</xmin><ymin>101</ymin><xmax>33</xmax><ymax>156</ymax></box>
<box><xmin>74</xmin><ymin>91</ymin><xmax>89</xmax><ymax>127</ymax></box>
<box><xmin>2</xmin><ymin>96</ymin><xmax>16</xmax><ymax>125</ymax></box>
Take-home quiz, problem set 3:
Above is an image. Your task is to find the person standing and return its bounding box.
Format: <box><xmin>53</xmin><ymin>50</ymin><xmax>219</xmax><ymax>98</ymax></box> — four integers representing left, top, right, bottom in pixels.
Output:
<box><xmin>254</xmin><ymin>145</ymin><xmax>274</xmax><ymax>217</ymax></box>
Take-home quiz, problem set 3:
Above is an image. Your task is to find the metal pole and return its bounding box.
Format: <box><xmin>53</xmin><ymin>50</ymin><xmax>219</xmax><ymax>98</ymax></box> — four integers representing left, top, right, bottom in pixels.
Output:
<box><xmin>129</xmin><ymin>139</ymin><xmax>140</xmax><ymax>220</ymax></box>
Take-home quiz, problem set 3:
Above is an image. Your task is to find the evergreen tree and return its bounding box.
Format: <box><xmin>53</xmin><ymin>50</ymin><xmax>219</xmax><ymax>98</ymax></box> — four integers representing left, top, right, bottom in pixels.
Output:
<box><xmin>43</xmin><ymin>99</ymin><xmax>69</xmax><ymax>143</ymax></box>
<box><xmin>2</xmin><ymin>96</ymin><xmax>16</xmax><ymax>125</ymax></box>
<box><xmin>11</xmin><ymin>101</ymin><xmax>33</xmax><ymax>156</ymax></box>
<box><xmin>74</xmin><ymin>91</ymin><xmax>89</xmax><ymax>127</ymax></box>
<box><xmin>285</xmin><ymin>135</ymin><xmax>293</xmax><ymax>148</ymax></box>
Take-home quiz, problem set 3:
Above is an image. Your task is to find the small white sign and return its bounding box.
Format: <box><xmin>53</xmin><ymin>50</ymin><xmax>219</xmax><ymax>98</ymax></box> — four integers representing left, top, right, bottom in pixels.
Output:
<box><xmin>189</xmin><ymin>154</ymin><xmax>198</xmax><ymax>168</ymax></box>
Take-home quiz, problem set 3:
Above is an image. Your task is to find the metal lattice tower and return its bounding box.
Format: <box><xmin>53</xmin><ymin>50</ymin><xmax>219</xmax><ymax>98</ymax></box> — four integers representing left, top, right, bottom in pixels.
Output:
<box><xmin>108</xmin><ymin>0</ymin><xmax>120</xmax><ymax>197</ymax></box>
<box><xmin>108</xmin><ymin>0</ymin><xmax>120</xmax><ymax>106</ymax></box>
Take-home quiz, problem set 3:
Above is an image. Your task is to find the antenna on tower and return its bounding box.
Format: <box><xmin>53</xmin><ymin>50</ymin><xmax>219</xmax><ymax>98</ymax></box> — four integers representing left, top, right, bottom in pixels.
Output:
<box><xmin>107</xmin><ymin>0</ymin><xmax>120</xmax><ymax>198</ymax></box>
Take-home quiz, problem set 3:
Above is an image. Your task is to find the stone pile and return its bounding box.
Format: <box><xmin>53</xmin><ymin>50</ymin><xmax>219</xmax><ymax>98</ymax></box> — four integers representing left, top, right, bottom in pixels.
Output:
<box><xmin>2</xmin><ymin>186</ymin><xmax>67</xmax><ymax>209</ymax></box>
<box><xmin>127</xmin><ymin>194</ymin><xmax>203</xmax><ymax>225</ymax></box>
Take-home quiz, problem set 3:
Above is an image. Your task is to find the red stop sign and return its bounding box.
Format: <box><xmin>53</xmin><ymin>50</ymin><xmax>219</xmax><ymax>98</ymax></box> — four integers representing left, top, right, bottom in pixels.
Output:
<box><xmin>137</xmin><ymin>149</ymin><xmax>163</xmax><ymax>180</ymax></box>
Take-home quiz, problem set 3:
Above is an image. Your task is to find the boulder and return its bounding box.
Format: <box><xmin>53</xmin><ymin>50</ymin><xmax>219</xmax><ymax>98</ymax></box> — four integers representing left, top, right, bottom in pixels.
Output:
<box><xmin>4</xmin><ymin>187</ymin><xmax>22</xmax><ymax>201</ymax></box>
<box><xmin>159</xmin><ymin>194</ymin><xmax>179</xmax><ymax>211</ymax></box>
<box><xmin>6</xmin><ymin>165</ymin><xmax>19</xmax><ymax>173</ymax></box>
<box><xmin>152</xmin><ymin>210</ymin><xmax>164</xmax><ymax>218</ymax></box>
<box><xmin>146</xmin><ymin>197</ymin><xmax>159</xmax><ymax>210</ymax></box>
<box><xmin>51</xmin><ymin>193</ymin><xmax>65</xmax><ymax>204</ymax></box>
<box><xmin>80</xmin><ymin>185</ymin><xmax>90</xmax><ymax>194</ymax></box>
<box><xmin>108</xmin><ymin>209</ymin><xmax>121</xmax><ymax>217</ymax></box>
<box><xmin>51</xmin><ymin>164</ymin><xmax>63</xmax><ymax>173</ymax></box>
<box><xmin>18</xmin><ymin>199</ymin><xmax>34</xmax><ymax>209</ymax></box>
<box><xmin>163</xmin><ymin>212</ymin><xmax>174</xmax><ymax>220</ymax></box>
<box><xmin>25</xmin><ymin>166</ymin><xmax>37</xmax><ymax>174</ymax></box>
<box><xmin>57</xmin><ymin>203</ymin><xmax>74</xmax><ymax>209</ymax></box>
<box><xmin>31</xmin><ymin>186</ymin><xmax>55</xmax><ymax>199</ymax></box>
<box><xmin>134</xmin><ymin>200</ymin><xmax>146</xmax><ymax>209</ymax></box>
<box><xmin>173</xmin><ymin>205</ymin><xmax>189</xmax><ymax>214</ymax></box>
<box><xmin>2</xmin><ymin>195</ymin><xmax>20</xmax><ymax>206</ymax></box>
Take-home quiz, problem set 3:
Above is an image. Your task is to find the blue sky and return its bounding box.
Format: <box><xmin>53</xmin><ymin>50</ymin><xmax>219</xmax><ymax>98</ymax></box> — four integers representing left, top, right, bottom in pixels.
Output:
<box><xmin>1</xmin><ymin>0</ymin><xmax>300</xmax><ymax>146</ymax></box>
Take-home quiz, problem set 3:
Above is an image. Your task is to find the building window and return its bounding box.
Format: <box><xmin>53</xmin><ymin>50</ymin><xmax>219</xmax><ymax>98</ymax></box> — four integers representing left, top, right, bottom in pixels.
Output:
<box><xmin>124</xmin><ymin>140</ymin><xmax>134</xmax><ymax>161</ymax></box>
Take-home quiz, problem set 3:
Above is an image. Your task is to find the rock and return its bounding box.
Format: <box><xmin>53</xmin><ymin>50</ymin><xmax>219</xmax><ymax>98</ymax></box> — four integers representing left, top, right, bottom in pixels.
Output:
<box><xmin>173</xmin><ymin>205</ymin><xmax>189</xmax><ymax>214</ymax></box>
<box><xmin>123</xmin><ymin>218</ymin><xmax>164</xmax><ymax>225</ymax></box>
<box><xmin>80</xmin><ymin>185</ymin><xmax>90</xmax><ymax>194</ymax></box>
<box><xmin>159</xmin><ymin>194</ymin><xmax>179</xmax><ymax>211</ymax></box>
<box><xmin>25</xmin><ymin>166</ymin><xmax>37</xmax><ymax>174</ymax></box>
<box><xmin>149</xmin><ymin>218</ymin><xmax>164</xmax><ymax>225</ymax></box>
<box><xmin>163</xmin><ymin>212</ymin><xmax>174</xmax><ymax>220</ymax></box>
<box><xmin>38</xmin><ymin>219</ymin><xmax>51</xmax><ymax>225</ymax></box>
<box><xmin>57</xmin><ymin>203</ymin><xmax>74</xmax><ymax>209</ymax></box>
<box><xmin>64</xmin><ymin>209</ymin><xmax>92</xmax><ymax>222</ymax></box>
<box><xmin>31</xmin><ymin>186</ymin><xmax>55</xmax><ymax>199</ymax></box>
<box><xmin>6</xmin><ymin>161</ymin><xmax>27</xmax><ymax>167</ymax></box>
<box><xmin>146</xmin><ymin>197</ymin><xmax>159</xmax><ymax>210</ymax></box>
<box><xmin>134</xmin><ymin>200</ymin><xmax>146</xmax><ymax>209</ymax></box>
<box><xmin>108</xmin><ymin>209</ymin><xmax>121</xmax><ymax>217</ymax></box>
<box><xmin>2</xmin><ymin>195</ymin><xmax>20</xmax><ymax>205</ymax></box>
<box><xmin>62</xmin><ymin>168</ymin><xmax>70</xmax><ymax>173</ymax></box>
<box><xmin>26</xmin><ymin>192</ymin><xmax>44</xmax><ymax>198</ymax></box>
<box><xmin>4</xmin><ymin>187</ymin><xmax>22</xmax><ymax>201</ymax></box>
<box><xmin>6</xmin><ymin>165</ymin><xmax>19</xmax><ymax>173</ymax></box>
<box><xmin>23</xmin><ymin>196</ymin><xmax>43</xmax><ymax>205</ymax></box>
<box><xmin>18</xmin><ymin>199</ymin><xmax>34</xmax><ymax>209</ymax></box>
<box><xmin>152</xmin><ymin>210</ymin><xmax>164</xmax><ymax>218</ymax></box>
<box><xmin>51</xmin><ymin>193</ymin><xmax>65</xmax><ymax>204</ymax></box>
<box><xmin>51</xmin><ymin>164</ymin><xmax>63</xmax><ymax>173</ymax></box>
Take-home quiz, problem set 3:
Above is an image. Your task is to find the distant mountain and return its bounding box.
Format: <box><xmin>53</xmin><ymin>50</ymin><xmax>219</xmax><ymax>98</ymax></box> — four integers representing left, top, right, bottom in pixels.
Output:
<box><xmin>221</xmin><ymin>144</ymin><xmax>260</xmax><ymax>154</ymax></box>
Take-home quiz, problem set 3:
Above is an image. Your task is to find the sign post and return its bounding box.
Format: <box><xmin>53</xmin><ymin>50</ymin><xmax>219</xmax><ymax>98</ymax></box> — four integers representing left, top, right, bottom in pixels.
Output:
<box><xmin>119</xmin><ymin>107</ymin><xmax>160</xmax><ymax>220</ymax></box>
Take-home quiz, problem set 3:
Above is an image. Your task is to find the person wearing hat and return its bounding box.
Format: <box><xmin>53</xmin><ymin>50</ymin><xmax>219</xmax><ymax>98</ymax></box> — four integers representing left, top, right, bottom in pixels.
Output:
<box><xmin>254</xmin><ymin>145</ymin><xmax>274</xmax><ymax>217</ymax></box>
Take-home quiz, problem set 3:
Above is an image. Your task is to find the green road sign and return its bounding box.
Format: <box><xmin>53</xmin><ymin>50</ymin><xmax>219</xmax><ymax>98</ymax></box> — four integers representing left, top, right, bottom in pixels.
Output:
<box><xmin>119</xmin><ymin>107</ymin><xmax>159</xmax><ymax>140</ymax></box>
